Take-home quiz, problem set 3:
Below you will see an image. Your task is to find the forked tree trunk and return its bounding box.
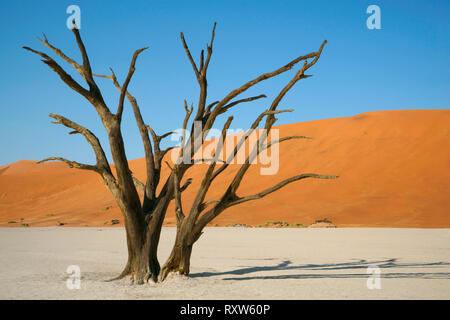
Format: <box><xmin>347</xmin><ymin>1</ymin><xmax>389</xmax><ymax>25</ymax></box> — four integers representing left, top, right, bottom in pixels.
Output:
<box><xmin>26</xmin><ymin>23</ymin><xmax>334</xmax><ymax>285</ymax></box>
<box><xmin>115</xmin><ymin>205</ymin><xmax>165</xmax><ymax>283</ymax></box>
<box><xmin>115</xmin><ymin>230</ymin><xmax>160</xmax><ymax>284</ymax></box>
<box><xmin>119</xmin><ymin>185</ymin><xmax>174</xmax><ymax>283</ymax></box>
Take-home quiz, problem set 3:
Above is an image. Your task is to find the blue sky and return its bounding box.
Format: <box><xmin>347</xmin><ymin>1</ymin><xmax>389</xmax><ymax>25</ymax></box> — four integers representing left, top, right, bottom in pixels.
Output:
<box><xmin>0</xmin><ymin>0</ymin><xmax>449</xmax><ymax>165</ymax></box>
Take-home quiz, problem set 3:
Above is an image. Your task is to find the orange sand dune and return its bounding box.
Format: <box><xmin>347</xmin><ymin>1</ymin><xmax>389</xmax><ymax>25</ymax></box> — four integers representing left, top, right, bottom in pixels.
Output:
<box><xmin>1</xmin><ymin>109</ymin><xmax>449</xmax><ymax>228</ymax></box>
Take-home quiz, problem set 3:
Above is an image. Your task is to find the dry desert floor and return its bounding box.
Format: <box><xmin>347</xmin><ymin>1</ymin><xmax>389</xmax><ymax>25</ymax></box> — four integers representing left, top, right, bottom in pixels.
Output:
<box><xmin>0</xmin><ymin>227</ymin><xmax>449</xmax><ymax>299</ymax></box>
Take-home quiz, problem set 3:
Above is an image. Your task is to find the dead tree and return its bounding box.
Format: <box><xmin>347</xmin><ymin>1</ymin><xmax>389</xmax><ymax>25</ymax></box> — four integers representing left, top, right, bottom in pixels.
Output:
<box><xmin>25</xmin><ymin>22</ymin><xmax>335</xmax><ymax>284</ymax></box>
<box><xmin>158</xmin><ymin>28</ymin><xmax>336</xmax><ymax>281</ymax></box>
<box><xmin>25</xmin><ymin>25</ymin><xmax>168</xmax><ymax>283</ymax></box>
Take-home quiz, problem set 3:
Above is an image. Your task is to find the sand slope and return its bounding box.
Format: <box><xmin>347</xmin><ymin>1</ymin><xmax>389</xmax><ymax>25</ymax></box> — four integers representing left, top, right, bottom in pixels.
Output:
<box><xmin>0</xmin><ymin>109</ymin><xmax>449</xmax><ymax>227</ymax></box>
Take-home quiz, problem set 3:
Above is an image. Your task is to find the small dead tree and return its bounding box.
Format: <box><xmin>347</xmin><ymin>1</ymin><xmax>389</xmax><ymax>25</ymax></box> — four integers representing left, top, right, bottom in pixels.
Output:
<box><xmin>158</xmin><ymin>27</ymin><xmax>336</xmax><ymax>280</ymax></box>
<box><xmin>25</xmin><ymin>22</ymin><xmax>336</xmax><ymax>284</ymax></box>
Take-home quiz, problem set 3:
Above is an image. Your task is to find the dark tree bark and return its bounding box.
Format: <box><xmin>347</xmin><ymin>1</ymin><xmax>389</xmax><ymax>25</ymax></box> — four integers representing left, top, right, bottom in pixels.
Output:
<box><xmin>158</xmin><ymin>28</ymin><xmax>337</xmax><ymax>281</ymax></box>
<box><xmin>25</xmin><ymin>22</ymin><xmax>336</xmax><ymax>284</ymax></box>
<box><xmin>26</xmin><ymin>26</ymin><xmax>157</xmax><ymax>283</ymax></box>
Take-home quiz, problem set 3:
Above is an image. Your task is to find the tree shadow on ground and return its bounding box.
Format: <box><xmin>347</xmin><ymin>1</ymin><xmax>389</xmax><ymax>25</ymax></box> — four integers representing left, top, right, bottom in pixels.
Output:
<box><xmin>190</xmin><ymin>258</ymin><xmax>450</xmax><ymax>280</ymax></box>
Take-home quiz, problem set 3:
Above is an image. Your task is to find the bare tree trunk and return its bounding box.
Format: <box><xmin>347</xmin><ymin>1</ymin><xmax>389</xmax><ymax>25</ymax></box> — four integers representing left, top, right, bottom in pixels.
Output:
<box><xmin>159</xmin><ymin>222</ymin><xmax>200</xmax><ymax>281</ymax></box>
<box><xmin>114</xmin><ymin>220</ymin><xmax>160</xmax><ymax>284</ymax></box>
<box><xmin>114</xmin><ymin>208</ymin><xmax>161</xmax><ymax>283</ymax></box>
<box><xmin>158</xmin><ymin>33</ymin><xmax>333</xmax><ymax>281</ymax></box>
<box><xmin>26</xmin><ymin>22</ymin><xmax>336</xmax><ymax>285</ymax></box>
<box><xmin>162</xmin><ymin>243</ymin><xmax>193</xmax><ymax>279</ymax></box>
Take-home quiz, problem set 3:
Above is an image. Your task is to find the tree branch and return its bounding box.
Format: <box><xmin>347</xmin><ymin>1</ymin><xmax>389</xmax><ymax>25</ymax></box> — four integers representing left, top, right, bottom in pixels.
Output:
<box><xmin>95</xmin><ymin>67</ymin><xmax>157</xmax><ymax>210</ymax></box>
<box><xmin>165</xmin><ymin>162</ymin><xmax>185</xmax><ymax>225</ymax></box>
<box><xmin>48</xmin><ymin>113</ymin><xmax>110</xmax><ymax>171</ymax></box>
<box><xmin>203</xmin><ymin>40</ymin><xmax>328</xmax><ymax>133</ymax></box>
<box><xmin>116</xmin><ymin>47</ymin><xmax>149</xmax><ymax>120</ymax></box>
<box><xmin>37</xmin><ymin>157</ymin><xmax>98</xmax><ymax>171</ymax></box>
<box><xmin>262</xmin><ymin>135</ymin><xmax>312</xmax><ymax>151</ymax></box>
<box><xmin>218</xmin><ymin>44</ymin><xmax>327</xmax><ymax>196</ymax></box>
<box><xmin>202</xmin><ymin>22</ymin><xmax>216</xmax><ymax>75</ymax></box>
<box><xmin>180</xmin><ymin>178</ymin><xmax>193</xmax><ymax>192</ymax></box>
<box><xmin>219</xmin><ymin>94</ymin><xmax>267</xmax><ymax>115</ymax></box>
<box><xmin>187</xmin><ymin>116</ymin><xmax>234</xmax><ymax>223</ymax></box>
<box><xmin>132</xmin><ymin>176</ymin><xmax>145</xmax><ymax>194</ymax></box>
<box><xmin>22</xmin><ymin>46</ymin><xmax>92</xmax><ymax>102</ymax></box>
<box><xmin>37</xmin><ymin>33</ymin><xmax>84</xmax><ymax>76</ymax></box>
<box><xmin>205</xmin><ymin>101</ymin><xmax>219</xmax><ymax>116</ymax></box>
<box><xmin>210</xmin><ymin>109</ymin><xmax>293</xmax><ymax>183</ymax></box>
<box><xmin>195</xmin><ymin>174</ymin><xmax>338</xmax><ymax>232</ymax></box>
<box><xmin>181</xmin><ymin>23</ymin><xmax>217</xmax><ymax>122</ymax></box>
<box><xmin>72</xmin><ymin>28</ymin><xmax>95</xmax><ymax>83</ymax></box>
<box><xmin>228</xmin><ymin>174</ymin><xmax>339</xmax><ymax>207</ymax></box>
<box><xmin>180</xmin><ymin>32</ymin><xmax>200</xmax><ymax>80</ymax></box>
<box><xmin>177</xmin><ymin>100</ymin><xmax>194</xmax><ymax>161</ymax></box>
<box><xmin>146</xmin><ymin>125</ymin><xmax>174</xmax><ymax>169</ymax></box>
